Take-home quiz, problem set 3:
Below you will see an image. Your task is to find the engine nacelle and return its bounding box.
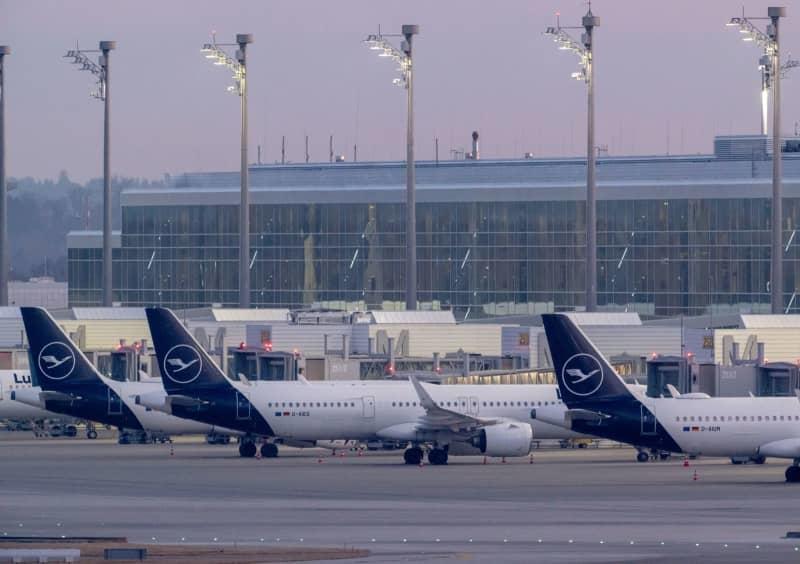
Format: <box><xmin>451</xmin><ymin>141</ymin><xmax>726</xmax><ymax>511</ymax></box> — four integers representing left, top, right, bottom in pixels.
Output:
<box><xmin>758</xmin><ymin>438</ymin><xmax>800</xmax><ymax>459</ymax></box>
<box><xmin>472</xmin><ymin>420</ymin><xmax>533</xmax><ymax>457</ymax></box>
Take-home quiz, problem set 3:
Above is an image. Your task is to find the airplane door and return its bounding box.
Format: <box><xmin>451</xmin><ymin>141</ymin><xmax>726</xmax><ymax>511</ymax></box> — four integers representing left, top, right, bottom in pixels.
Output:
<box><xmin>640</xmin><ymin>404</ymin><xmax>657</xmax><ymax>435</ymax></box>
<box><xmin>361</xmin><ymin>396</ymin><xmax>375</xmax><ymax>418</ymax></box>
<box><xmin>108</xmin><ymin>389</ymin><xmax>123</xmax><ymax>415</ymax></box>
<box><xmin>236</xmin><ymin>392</ymin><xmax>251</xmax><ymax>420</ymax></box>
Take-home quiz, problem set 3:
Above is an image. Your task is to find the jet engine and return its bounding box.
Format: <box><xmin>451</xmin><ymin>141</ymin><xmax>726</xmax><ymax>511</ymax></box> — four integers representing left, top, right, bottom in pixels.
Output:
<box><xmin>471</xmin><ymin>419</ymin><xmax>533</xmax><ymax>457</ymax></box>
<box><xmin>758</xmin><ymin>438</ymin><xmax>800</xmax><ymax>459</ymax></box>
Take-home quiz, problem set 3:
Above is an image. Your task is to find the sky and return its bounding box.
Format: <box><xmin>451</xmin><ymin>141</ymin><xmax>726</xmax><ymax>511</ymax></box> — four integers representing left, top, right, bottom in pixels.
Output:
<box><xmin>1</xmin><ymin>0</ymin><xmax>799</xmax><ymax>182</ymax></box>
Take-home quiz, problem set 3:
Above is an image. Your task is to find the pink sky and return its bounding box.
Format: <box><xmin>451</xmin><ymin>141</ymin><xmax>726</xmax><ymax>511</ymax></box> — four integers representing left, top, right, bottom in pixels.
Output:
<box><xmin>1</xmin><ymin>0</ymin><xmax>798</xmax><ymax>181</ymax></box>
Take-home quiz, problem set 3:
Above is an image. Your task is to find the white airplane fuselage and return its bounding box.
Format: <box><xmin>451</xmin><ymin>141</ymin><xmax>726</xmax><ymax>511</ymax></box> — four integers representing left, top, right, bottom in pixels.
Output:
<box><xmin>212</xmin><ymin>380</ymin><xmax>574</xmax><ymax>442</ymax></box>
<box><xmin>0</xmin><ymin>371</ymin><xmax>53</xmax><ymax>420</ymax></box>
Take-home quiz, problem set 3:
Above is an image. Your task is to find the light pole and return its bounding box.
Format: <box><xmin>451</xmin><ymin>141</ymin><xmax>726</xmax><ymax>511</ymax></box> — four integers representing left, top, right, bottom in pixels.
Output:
<box><xmin>545</xmin><ymin>9</ymin><xmax>599</xmax><ymax>312</ymax></box>
<box><xmin>65</xmin><ymin>41</ymin><xmax>115</xmax><ymax>307</ymax></box>
<box><xmin>727</xmin><ymin>9</ymin><xmax>796</xmax><ymax>136</ymax></box>
<box><xmin>364</xmin><ymin>24</ymin><xmax>419</xmax><ymax>311</ymax></box>
<box><xmin>201</xmin><ymin>33</ymin><xmax>253</xmax><ymax>308</ymax></box>
<box><xmin>727</xmin><ymin>7</ymin><xmax>786</xmax><ymax>314</ymax></box>
<box><xmin>0</xmin><ymin>46</ymin><xmax>8</xmax><ymax>306</ymax></box>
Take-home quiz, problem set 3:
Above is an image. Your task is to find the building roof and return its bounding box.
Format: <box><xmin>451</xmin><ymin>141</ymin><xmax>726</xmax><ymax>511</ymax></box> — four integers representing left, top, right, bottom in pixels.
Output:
<box><xmin>368</xmin><ymin>311</ymin><xmax>456</xmax><ymax>325</ymax></box>
<box><xmin>564</xmin><ymin>312</ymin><xmax>642</xmax><ymax>326</ymax></box>
<box><xmin>121</xmin><ymin>142</ymin><xmax>800</xmax><ymax>208</ymax></box>
<box><xmin>72</xmin><ymin>307</ymin><xmax>147</xmax><ymax>320</ymax></box>
<box><xmin>739</xmin><ymin>315</ymin><xmax>800</xmax><ymax>328</ymax></box>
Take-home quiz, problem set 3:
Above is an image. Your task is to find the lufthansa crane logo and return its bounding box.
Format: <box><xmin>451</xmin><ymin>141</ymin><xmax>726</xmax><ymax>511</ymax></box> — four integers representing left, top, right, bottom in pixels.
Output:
<box><xmin>162</xmin><ymin>344</ymin><xmax>202</xmax><ymax>385</ymax></box>
<box><xmin>561</xmin><ymin>353</ymin><xmax>604</xmax><ymax>397</ymax></box>
<box><xmin>38</xmin><ymin>342</ymin><xmax>76</xmax><ymax>381</ymax></box>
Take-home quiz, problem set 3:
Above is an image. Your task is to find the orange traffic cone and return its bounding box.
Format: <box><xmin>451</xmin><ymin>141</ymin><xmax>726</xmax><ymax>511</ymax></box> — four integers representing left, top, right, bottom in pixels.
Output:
<box><xmin>683</xmin><ymin>457</ymin><xmax>689</xmax><ymax>468</ymax></box>
<box><xmin>693</xmin><ymin>470</ymin><xmax>698</xmax><ymax>481</ymax></box>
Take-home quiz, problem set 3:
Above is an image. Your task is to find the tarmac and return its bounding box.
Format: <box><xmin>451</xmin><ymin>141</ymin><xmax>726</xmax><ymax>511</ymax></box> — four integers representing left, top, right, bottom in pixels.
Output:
<box><xmin>2</xmin><ymin>437</ymin><xmax>800</xmax><ymax>563</ymax></box>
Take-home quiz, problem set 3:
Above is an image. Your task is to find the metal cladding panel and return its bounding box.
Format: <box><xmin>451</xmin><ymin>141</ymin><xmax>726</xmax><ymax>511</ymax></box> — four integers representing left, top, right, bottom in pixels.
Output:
<box><xmin>351</xmin><ymin>324</ymin><xmax>370</xmax><ymax>355</ymax></box>
<box><xmin>0</xmin><ymin>318</ymin><xmax>25</xmax><ymax>347</ymax></box>
<box><xmin>368</xmin><ymin>324</ymin><xmax>503</xmax><ymax>357</ymax></box>
<box><xmin>502</xmin><ymin>326</ymin><xmax>531</xmax><ymax>358</ymax></box>
<box><xmin>535</xmin><ymin>326</ymin><xmax>682</xmax><ymax>369</ymax></box>
<box><xmin>269</xmin><ymin>324</ymin><xmax>353</xmax><ymax>357</ymax></box>
<box><xmin>186</xmin><ymin>322</ymin><xmax>246</xmax><ymax>353</ymax></box>
<box><xmin>57</xmin><ymin>320</ymin><xmax>151</xmax><ymax>350</ymax></box>
<box><xmin>714</xmin><ymin>329</ymin><xmax>800</xmax><ymax>365</ymax></box>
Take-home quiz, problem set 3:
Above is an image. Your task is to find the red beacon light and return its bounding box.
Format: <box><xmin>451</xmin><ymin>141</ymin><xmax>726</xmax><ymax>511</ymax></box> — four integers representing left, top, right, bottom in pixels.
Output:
<box><xmin>239</xmin><ymin>341</ymin><xmax>246</xmax><ymax>350</ymax></box>
<box><xmin>262</xmin><ymin>341</ymin><xmax>273</xmax><ymax>352</ymax></box>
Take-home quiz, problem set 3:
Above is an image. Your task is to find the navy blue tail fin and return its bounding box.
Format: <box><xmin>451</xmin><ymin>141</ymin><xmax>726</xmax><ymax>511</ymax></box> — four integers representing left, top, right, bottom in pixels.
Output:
<box><xmin>20</xmin><ymin>307</ymin><xmax>102</xmax><ymax>390</ymax></box>
<box><xmin>541</xmin><ymin>314</ymin><xmax>634</xmax><ymax>406</ymax></box>
<box><xmin>145</xmin><ymin>307</ymin><xmax>230</xmax><ymax>394</ymax></box>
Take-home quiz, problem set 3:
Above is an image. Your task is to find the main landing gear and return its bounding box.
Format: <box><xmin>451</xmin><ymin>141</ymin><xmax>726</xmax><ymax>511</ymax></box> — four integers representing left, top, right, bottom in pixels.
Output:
<box><xmin>636</xmin><ymin>448</ymin><xmax>671</xmax><ymax>462</ymax></box>
<box><xmin>786</xmin><ymin>460</ymin><xmax>800</xmax><ymax>483</ymax></box>
<box><xmin>260</xmin><ymin>443</ymin><xmax>279</xmax><ymax>458</ymax></box>
<box><xmin>403</xmin><ymin>446</ymin><xmax>423</xmax><ymax>465</ymax></box>
<box><xmin>427</xmin><ymin>447</ymin><xmax>449</xmax><ymax>466</ymax></box>
<box><xmin>238</xmin><ymin>440</ymin><xmax>257</xmax><ymax>458</ymax></box>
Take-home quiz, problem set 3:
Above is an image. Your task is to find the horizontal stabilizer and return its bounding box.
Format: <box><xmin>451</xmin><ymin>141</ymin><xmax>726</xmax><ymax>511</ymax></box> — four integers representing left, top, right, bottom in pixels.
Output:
<box><xmin>39</xmin><ymin>390</ymin><xmax>78</xmax><ymax>402</ymax></box>
<box><xmin>168</xmin><ymin>395</ymin><xmax>207</xmax><ymax>407</ymax></box>
<box><xmin>565</xmin><ymin>408</ymin><xmax>609</xmax><ymax>423</ymax></box>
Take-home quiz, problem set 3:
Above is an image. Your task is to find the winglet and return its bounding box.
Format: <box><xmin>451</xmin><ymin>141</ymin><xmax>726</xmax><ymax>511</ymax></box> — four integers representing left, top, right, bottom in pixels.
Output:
<box><xmin>666</xmin><ymin>384</ymin><xmax>681</xmax><ymax>398</ymax></box>
<box><xmin>408</xmin><ymin>375</ymin><xmax>437</xmax><ymax>410</ymax></box>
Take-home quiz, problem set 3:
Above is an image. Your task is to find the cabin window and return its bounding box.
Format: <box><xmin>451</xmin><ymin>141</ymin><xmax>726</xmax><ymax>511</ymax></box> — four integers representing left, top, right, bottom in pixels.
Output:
<box><xmin>392</xmin><ymin>402</ymin><xmax>396</xmax><ymax>407</ymax></box>
<box><xmin>712</xmin><ymin>416</ymin><xmax>717</xmax><ymax>422</ymax></box>
<box><xmin>524</xmin><ymin>401</ymin><xmax>529</xmax><ymax>407</ymax></box>
<box><xmin>780</xmin><ymin>415</ymin><xmax>785</xmax><ymax>421</ymax></box>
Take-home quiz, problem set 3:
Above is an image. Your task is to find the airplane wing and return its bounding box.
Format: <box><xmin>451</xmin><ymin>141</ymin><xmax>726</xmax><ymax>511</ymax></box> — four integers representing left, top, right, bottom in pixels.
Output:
<box><xmin>408</xmin><ymin>375</ymin><xmax>498</xmax><ymax>433</ymax></box>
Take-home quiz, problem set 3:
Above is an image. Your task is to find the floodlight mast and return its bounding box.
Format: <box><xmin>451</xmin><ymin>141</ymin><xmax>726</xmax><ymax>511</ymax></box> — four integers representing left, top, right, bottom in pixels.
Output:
<box><xmin>0</xmin><ymin>46</ymin><xmax>9</xmax><ymax>306</ymax></box>
<box><xmin>544</xmin><ymin>9</ymin><xmax>599</xmax><ymax>312</ymax></box>
<box><xmin>64</xmin><ymin>41</ymin><xmax>115</xmax><ymax>307</ymax></box>
<box><xmin>201</xmin><ymin>33</ymin><xmax>253</xmax><ymax>308</ymax></box>
<box><xmin>363</xmin><ymin>25</ymin><xmax>419</xmax><ymax>311</ymax></box>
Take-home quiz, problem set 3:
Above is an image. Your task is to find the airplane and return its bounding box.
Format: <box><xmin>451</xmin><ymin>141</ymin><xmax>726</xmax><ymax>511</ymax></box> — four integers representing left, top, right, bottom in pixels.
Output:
<box><xmin>142</xmin><ymin>306</ymin><xmax>578</xmax><ymax>465</ymax></box>
<box><xmin>536</xmin><ymin>313</ymin><xmax>800</xmax><ymax>482</ymax></box>
<box><xmin>15</xmin><ymin>307</ymin><xmax>238</xmax><ymax>444</ymax></box>
<box><xmin>0</xmin><ymin>370</ymin><xmax>67</xmax><ymax>427</ymax></box>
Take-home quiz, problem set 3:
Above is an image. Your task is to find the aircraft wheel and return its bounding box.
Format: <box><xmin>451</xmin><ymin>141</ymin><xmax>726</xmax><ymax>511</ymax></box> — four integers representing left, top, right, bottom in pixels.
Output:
<box><xmin>659</xmin><ymin>452</ymin><xmax>671</xmax><ymax>461</ymax></box>
<box><xmin>751</xmin><ymin>455</ymin><xmax>766</xmax><ymax>465</ymax></box>
<box><xmin>403</xmin><ymin>447</ymin><xmax>423</xmax><ymax>465</ymax></box>
<box><xmin>636</xmin><ymin>451</ymin><xmax>649</xmax><ymax>463</ymax></box>
<box><xmin>260</xmin><ymin>443</ymin><xmax>279</xmax><ymax>458</ymax></box>
<box><xmin>239</xmin><ymin>441</ymin><xmax>257</xmax><ymax>458</ymax></box>
<box><xmin>785</xmin><ymin>466</ymin><xmax>800</xmax><ymax>483</ymax></box>
<box><xmin>428</xmin><ymin>448</ymin><xmax>448</xmax><ymax>466</ymax></box>
<box><xmin>87</xmin><ymin>429</ymin><xmax>98</xmax><ymax>440</ymax></box>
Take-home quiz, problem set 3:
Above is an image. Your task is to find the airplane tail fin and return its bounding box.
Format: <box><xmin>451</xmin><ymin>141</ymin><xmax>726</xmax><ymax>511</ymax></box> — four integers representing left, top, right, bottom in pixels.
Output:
<box><xmin>145</xmin><ymin>307</ymin><xmax>230</xmax><ymax>394</ymax></box>
<box><xmin>20</xmin><ymin>307</ymin><xmax>101</xmax><ymax>390</ymax></box>
<box><xmin>541</xmin><ymin>313</ymin><xmax>634</xmax><ymax>406</ymax></box>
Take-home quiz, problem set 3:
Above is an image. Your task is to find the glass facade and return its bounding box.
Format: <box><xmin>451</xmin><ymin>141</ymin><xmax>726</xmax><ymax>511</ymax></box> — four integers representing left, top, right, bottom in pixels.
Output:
<box><xmin>67</xmin><ymin>246</ymin><xmax>122</xmax><ymax>307</ymax></box>
<box><xmin>63</xmin><ymin>195</ymin><xmax>799</xmax><ymax>317</ymax></box>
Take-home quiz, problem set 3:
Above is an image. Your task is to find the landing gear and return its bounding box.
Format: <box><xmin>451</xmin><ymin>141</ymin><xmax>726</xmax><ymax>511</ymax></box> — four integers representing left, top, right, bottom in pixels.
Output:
<box><xmin>403</xmin><ymin>446</ymin><xmax>423</xmax><ymax>465</ymax></box>
<box><xmin>239</xmin><ymin>441</ymin><xmax>257</xmax><ymax>458</ymax></box>
<box><xmin>86</xmin><ymin>422</ymin><xmax>98</xmax><ymax>440</ymax></box>
<box><xmin>786</xmin><ymin>461</ymin><xmax>800</xmax><ymax>483</ymax></box>
<box><xmin>751</xmin><ymin>455</ymin><xmax>766</xmax><ymax>465</ymax></box>
<box><xmin>636</xmin><ymin>451</ymin><xmax>649</xmax><ymax>463</ymax></box>
<box><xmin>260</xmin><ymin>443</ymin><xmax>279</xmax><ymax>458</ymax></box>
<box><xmin>427</xmin><ymin>447</ymin><xmax>449</xmax><ymax>466</ymax></box>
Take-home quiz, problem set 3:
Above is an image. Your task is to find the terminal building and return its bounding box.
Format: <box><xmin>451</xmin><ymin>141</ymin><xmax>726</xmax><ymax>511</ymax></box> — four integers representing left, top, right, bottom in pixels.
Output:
<box><xmin>67</xmin><ymin>134</ymin><xmax>800</xmax><ymax>318</ymax></box>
